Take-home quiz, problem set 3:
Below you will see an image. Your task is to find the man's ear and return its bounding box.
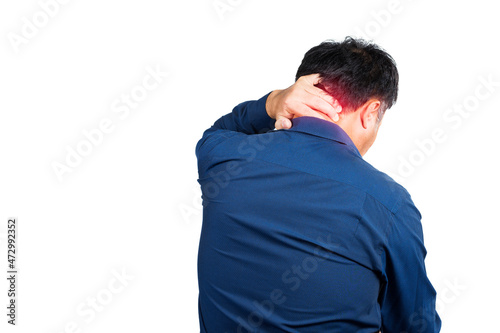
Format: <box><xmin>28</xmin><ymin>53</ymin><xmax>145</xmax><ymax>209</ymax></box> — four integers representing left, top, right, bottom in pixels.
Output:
<box><xmin>360</xmin><ymin>100</ymin><xmax>381</xmax><ymax>129</ymax></box>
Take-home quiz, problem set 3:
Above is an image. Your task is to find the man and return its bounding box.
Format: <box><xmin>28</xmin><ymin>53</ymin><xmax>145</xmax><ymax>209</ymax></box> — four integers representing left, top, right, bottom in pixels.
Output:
<box><xmin>196</xmin><ymin>37</ymin><xmax>441</xmax><ymax>332</ymax></box>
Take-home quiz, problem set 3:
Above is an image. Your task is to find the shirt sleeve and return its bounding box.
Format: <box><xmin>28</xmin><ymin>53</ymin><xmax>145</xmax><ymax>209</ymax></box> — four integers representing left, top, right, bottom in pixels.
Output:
<box><xmin>195</xmin><ymin>92</ymin><xmax>275</xmax><ymax>160</ymax></box>
<box><xmin>380</xmin><ymin>194</ymin><xmax>442</xmax><ymax>333</ymax></box>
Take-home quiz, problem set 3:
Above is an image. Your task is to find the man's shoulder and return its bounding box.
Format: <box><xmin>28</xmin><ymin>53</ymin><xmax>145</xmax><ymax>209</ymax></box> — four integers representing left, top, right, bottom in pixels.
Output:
<box><xmin>349</xmin><ymin>157</ymin><xmax>411</xmax><ymax>214</ymax></box>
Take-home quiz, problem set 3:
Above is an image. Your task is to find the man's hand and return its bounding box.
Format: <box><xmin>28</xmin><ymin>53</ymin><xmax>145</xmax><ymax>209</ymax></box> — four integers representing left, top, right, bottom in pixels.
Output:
<box><xmin>265</xmin><ymin>74</ymin><xmax>342</xmax><ymax>130</ymax></box>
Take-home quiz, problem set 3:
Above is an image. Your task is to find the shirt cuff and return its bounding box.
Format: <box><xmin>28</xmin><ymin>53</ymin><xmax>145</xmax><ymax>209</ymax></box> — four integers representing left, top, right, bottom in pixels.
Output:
<box><xmin>250</xmin><ymin>92</ymin><xmax>275</xmax><ymax>132</ymax></box>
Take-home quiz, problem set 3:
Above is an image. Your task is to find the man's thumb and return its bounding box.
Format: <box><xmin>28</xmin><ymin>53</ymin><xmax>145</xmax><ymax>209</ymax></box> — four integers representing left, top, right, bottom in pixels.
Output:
<box><xmin>276</xmin><ymin>117</ymin><xmax>292</xmax><ymax>130</ymax></box>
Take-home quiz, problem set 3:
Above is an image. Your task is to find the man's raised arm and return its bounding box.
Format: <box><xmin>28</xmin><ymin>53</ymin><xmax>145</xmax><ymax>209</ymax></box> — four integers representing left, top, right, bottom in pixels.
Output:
<box><xmin>196</xmin><ymin>74</ymin><xmax>341</xmax><ymax>158</ymax></box>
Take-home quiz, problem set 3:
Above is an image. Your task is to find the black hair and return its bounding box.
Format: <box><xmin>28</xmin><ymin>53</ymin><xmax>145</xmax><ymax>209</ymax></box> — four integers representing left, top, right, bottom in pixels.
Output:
<box><xmin>296</xmin><ymin>37</ymin><xmax>399</xmax><ymax>115</ymax></box>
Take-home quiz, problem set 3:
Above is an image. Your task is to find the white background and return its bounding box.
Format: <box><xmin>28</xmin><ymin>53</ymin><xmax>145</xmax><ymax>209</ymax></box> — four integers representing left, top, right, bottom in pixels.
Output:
<box><xmin>0</xmin><ymin>0</ymin><xmax>499</xmax><ymax>332</ymax></box>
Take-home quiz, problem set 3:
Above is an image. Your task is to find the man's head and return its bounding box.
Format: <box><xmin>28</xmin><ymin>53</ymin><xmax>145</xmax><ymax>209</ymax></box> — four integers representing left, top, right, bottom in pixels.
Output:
<box><xmin>295</xmin><ymin>37</ymin><xmax>399</xmax><ymax>155</ymax></box>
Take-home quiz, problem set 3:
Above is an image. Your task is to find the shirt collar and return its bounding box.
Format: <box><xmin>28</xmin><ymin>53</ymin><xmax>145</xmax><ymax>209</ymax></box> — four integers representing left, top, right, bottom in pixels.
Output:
<box><xmin>286</xmin><ymin>117</ymin><xmax>361</xmax><ymax>157</ymax></box>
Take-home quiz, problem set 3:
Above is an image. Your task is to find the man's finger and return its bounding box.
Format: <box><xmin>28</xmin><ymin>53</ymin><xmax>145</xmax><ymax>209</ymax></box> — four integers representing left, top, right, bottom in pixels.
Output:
<box><xmin>304</xmin><ymin>94</ymin><xmax>339</xmax><ymax>120</ymax></box>
<box><xmin>294</xmin><ymin>104</ymin><xmax>333</xmax><ymax>122</ymax></box>
<box><xmin>301</xmin><ymin>74</ymin><xmax>343</xmax><ymax>115</ymax></box>
<box><xmin>302</xmin><ymin>73</ymin><xmax>322</xmax><ymax>86</ymax></box>
<box><xmin>275</xmin><ymin>117</ymin><xmax>292</xmax><ymax>130</ymax></box>
<box><xmin>310</xmin><ymin>85</ymin><xmax>335</xmax><ymax>105</ymax></box>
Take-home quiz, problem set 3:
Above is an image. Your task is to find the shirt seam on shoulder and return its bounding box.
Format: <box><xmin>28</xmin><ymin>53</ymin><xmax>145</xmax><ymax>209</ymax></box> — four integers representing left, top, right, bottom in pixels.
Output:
<box><xmin>252</xmin><ymin>156</ymin><xmax>401</xmax><ymax>213</ymax></box>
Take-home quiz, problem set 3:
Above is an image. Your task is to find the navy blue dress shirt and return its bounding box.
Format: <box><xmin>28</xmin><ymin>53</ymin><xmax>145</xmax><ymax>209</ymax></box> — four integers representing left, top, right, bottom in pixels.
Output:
<box><xmin>196</xmin><ymin>93</ymin><xmax>441</xmax><ymax>333</ymax></box>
